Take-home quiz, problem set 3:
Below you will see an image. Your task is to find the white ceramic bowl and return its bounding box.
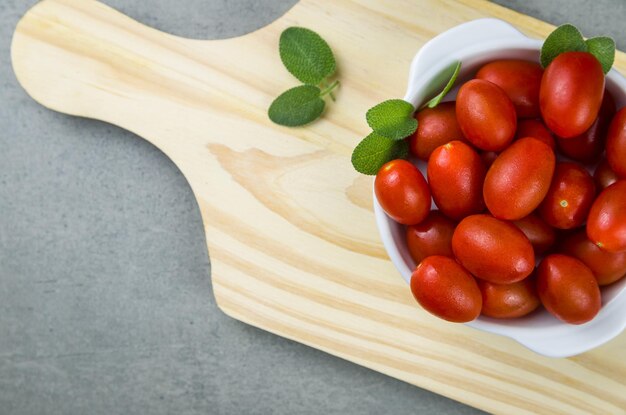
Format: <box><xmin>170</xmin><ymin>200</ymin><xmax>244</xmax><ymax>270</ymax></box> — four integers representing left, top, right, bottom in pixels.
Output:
<box><xmin>374</xmin><ymin>18</ymin><xmax>626</xmax><ymax>358</ymax></box>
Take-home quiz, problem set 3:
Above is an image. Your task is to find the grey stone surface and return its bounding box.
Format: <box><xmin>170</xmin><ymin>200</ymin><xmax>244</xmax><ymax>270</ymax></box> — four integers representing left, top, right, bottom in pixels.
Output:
<box><xmin>0</xmin><ymin>1</ymin><xmax>623</xmax><ymax>414</ymax></box>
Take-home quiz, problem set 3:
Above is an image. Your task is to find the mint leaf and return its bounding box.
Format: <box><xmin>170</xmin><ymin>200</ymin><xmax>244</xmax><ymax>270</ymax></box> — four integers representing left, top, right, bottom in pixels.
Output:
<box><xmin>540</xmin><ymin>24</ymin><xmax>587</xmax><ymax>68</ymax></box>
<box><xmin>351</xmin><ymin>132</ymin><xmax>410</xmax><ymax>175</ymax></box>
<box><xmin>366</xmin><ymin>100</ymin><xmax>417</xmax><ymax>140</ymax></box>
<box><xmin>279</xmin><ymin>27</ymin><xmax>336</xmax><ymax>85</ymax></box>
<box><xmin>586</xmin><ymin>37</ymin><xmax>615</xmax><ymax>74</ymax></box>
<box><xmin>425</xmin><ymin>61</ymin><xmax>461</xmax><ymax>108</ymax></box>
<box><xmin>268</xmin><ymin>85</ymin><xmax>325</xmax><ymax>126</ymax></box>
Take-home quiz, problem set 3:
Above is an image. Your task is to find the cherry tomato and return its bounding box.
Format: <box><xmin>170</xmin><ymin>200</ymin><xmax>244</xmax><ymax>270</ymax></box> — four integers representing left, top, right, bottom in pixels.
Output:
<box><xmin>539</xmin><ymin>162</ymin><xmax>596</xmax><ymax>229</ymax></box>
<box><xmin>594</xmin><ymin>158</ymin><xmax>619</xmax><ymax>190</ymax></box>
<box><xmin>606</xmin><ymin>107</ymin><xmax>626</xmax><ymax>178</ymax></box>
<box><xmin>561</xmin><ymin>230</ymin><xmax>626</xmax><ymax>285</ymax></box>
<box><xmin>427</xmin><ymin>141</ymin><xmax>486</xmax><ymax>220</ymax></box>
<box><xmin>456</xmin><ymin>79</ymin><xmax>517</xmax><ymax>151</ymax></box>
<box><xmin>478</xmin><ymin>277</ymin><xmax>540</xmax><ymax>319</ymax></box>
<box><xmin>483</xmin><ymin>137</ymin><xmax>555</xmax><ymax>220</ymax></box>
<box><xmin>515</xmin><ymin>119</ymin><xmax>555</xmax><ymax>149</ymax></box>
<box><xmin>375</xmin><ymin>160</ymin><xmax>431</xmax><ymax>225</ymax></box>
<box><xmin>406</xmin><ymin>211</ymin><xmax>455</xmax><ymax>265</ymax></box>
<box><xmin>537</xmin><ymin>254</ymin><xmax>601</xmax><ymax>324</ymax></box>
<box><xmin>587</xmin><ymin>180</ymin><xmax>626</xmax><ymax>252</ymax></box>
<box><xmin>452</xmin><ymin>214</ymin><xmax>535</xmax><ymax>284</ymax></box>
<box><xmin>410</xmin><ymin>255</ymin><xmax>482</xmax><ymax>322</ymax></box>
<box><xmin>409</xmin><ymin>101</ymin><xmax>466</xmax><ymax>161</ymax></box>
<box><xmin>480</xmin><ymin>151</ymin><xmax>498</xmax><ymax>168</ymax></box>
<box><xmin>512</xmin><ymin>213</ymin><xmax>556</xmax><ymax>255</ymax></box>
<box><xmin>540</xmin><ymin>52</ymin><xmax>605</xmax><ymax>138</ymax></box>
<box><xmin>476</xmin><ymin>59</ymin><xmax>543</xmax><ymax>118</ymax></box>
<box><xmin>556</xmin><ymin>90</ymin><xmax>616</xmax><ymax>164</ymax></box>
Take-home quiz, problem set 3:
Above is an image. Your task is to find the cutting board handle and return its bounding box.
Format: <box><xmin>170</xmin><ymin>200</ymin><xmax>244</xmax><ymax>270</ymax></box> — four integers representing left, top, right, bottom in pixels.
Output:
<box><xmin>403</xmin><ymin>18</ymin><xmax>527</xmax><ymax>106</ymax></box>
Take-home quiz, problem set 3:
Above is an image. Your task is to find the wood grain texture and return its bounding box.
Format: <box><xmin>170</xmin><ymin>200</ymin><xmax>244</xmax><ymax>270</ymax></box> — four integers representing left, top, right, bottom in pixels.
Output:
<box><xmin>10</xmin><ymin>0</ymin><xmax>626</xmax><ymax>413</ymax></box>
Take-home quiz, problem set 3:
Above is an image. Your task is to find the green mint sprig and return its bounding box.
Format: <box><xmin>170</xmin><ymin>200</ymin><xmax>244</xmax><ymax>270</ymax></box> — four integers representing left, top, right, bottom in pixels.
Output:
<box><xmin>540</xmin><ymin>24</ymin><xmax>615</xmax><ymax>73</ymax></box>
<box><xmin>268</xmin><ymin>27</ymin><xmax>339</xmax><ymax>127</ymax></box>
<box><xmin>351</xmin><ymin>61</ymin><xmax>461</xmax><ymax>175</ymax></box>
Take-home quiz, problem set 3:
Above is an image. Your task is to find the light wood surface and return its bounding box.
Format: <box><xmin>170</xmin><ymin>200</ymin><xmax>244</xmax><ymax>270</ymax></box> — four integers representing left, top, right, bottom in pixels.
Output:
<box><xmin>11</xmin><ymin>0</ymin><xmax>626</xmax><ymax>413</ymax></box>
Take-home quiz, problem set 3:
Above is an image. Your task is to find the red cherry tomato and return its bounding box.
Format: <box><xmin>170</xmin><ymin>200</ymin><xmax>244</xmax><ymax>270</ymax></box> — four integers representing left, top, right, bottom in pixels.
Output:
<box><xmin>452</xmin><ymin>214</ymin><xmax>535</xmax><ymax>284</ymax></box>
<box><xmin>478</xmin><ymin>277</ymin><xmax>540</xmax><ymax>319</ymax></box>
<box><xmin>476</xmin><ymin>59</ymin><xmax>543</xmax><ymax>119</ymax></box>
<box><xmin>515</xmin><ymin>119</ymin><xmax>555</xmax><ymax>150</ymax></box>
<box><xmin>539</xmin><ymin>162</ymin><xmax>596</xmax><ymax>229</ymax></box>
<box><xmin>594</xmin><ymin>158</ymin><xmax>619</xmax><ymax>190</ymax></box>
<box><xmin>406</xmin><ymin>211</ymin><xmax>455</xmax><ymax>265</ymax></box>
<box><xmin>556</xmin><ymin>90</ymin><xmax>616</xmax><ymax>164</ymax></box>
<box><xmin>409</xmin><ymin>101</ymin><xmax>466</xmax><ymax>161</ymax></box>
<box><xmin>410</xmin><ymin>256</ymin><xmax>482</xmax><ymax>323</ymax></box>
<box><xmin>540</xmin><ymin>51</ymin><xmax>605</xmax><ymax>138</ymax></box>
<box><xmin>512</xmin><ymin>213</ymin><xmax>556</xmax><ymax>255</ymax></box>
<box><xmin>606</xmin><ymin>107</ymin><xmax>626</xmax><ymax>178</ymax></box>
<box><xmin>375</xmin><ymin>160</ymin><xmax>431</xmax><ymax>226</ymax></box>
<box><xmin>427</xmin><ymin>141</ymin><xmax>486</xmax><ymax>220</ymax></box>
<box><xmin>561</xmin><ymin>230</ymin><xmax>626</xmax><ymax>286</ymax></box>
<box><xmin>587</xmin><ymin>180</ymin><xmax>626</xmax><ymax>252</ymax></box>
<box><xmin>537</xmin><ymin>254</ymin><xmax>601</xmax><ymax>324</ymax></box>
<box><xmin>456</xmin><ymin>79</ymin><xmax>517</xmax><ymax>151</ymax></box>
<box><xmin>483</xmin><ymin>137</ymin><xmax>555</xmax><ymax>220</ymax></box>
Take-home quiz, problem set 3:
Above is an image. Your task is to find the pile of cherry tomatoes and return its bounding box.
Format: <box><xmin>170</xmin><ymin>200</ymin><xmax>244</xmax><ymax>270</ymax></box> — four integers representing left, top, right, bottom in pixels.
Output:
<box><xmin>375</xmin><ymin>51</ymin><xmax>626</xmax><ymax>324</ymax></box>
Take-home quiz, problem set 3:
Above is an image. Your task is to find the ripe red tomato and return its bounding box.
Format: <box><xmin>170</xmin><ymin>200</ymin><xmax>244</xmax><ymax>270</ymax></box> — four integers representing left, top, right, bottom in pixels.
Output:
<box><xmin>587</xmin><ymin>180</ymin><xmax>626</xmax><ymax>252</ymax></box>
<box><xmin>476</xmin><ymin>59</ymin><xmax>543</xmax><ymax>118</ymax></box>
<box><xmin>406</xmin><ymin>211</ymin><xmax>455</xmax><ymax>265</ymax></box>
<box><xmin>594</xmin><ymin>158</ymin><xmax>619</xmax><ymax>190</ymax></box>
<box><xmin>478</xmin><ymin>277</ymin><xmax>540</xmax><ymax>318</ymax></box>
<box><xmin>452</xmin><ymin>214</ymin><xmax>535</xmax><ymax>284</ymax></box>
<box><xmin>410</xmin><ymin>255</ymin><xmax>482</xmax><ymax>322</ymax></box>
<box><xmin>561</xmin><ymin>230</ymin><xmax>626</xmax><ymax>286</ymax></box>
<box><xmin>539</xmin><ymin>162</ymin><xmax>596</xmax><ymax>229</ymax></box>
<box><xmin>515</xmin><ymin>119</ymin><xmax>555</xmax><ymax>149</ymax></box>
<box><xmin>480</xmin><ymin>151</ymin><xmax>498</xmax><ymax>168</ymax></box>
<box><xmin>556</xmin><ymin>91</ymin><xmax>616</xmax><ymax>164</ymax></box>
<box><xmin>427</xmin><ymin>141</ymin><xmax>486</xmax><ymax>220</ymax></box>
<box><xmin>537</xmin><ymin>254</ymin><xmax>601</xmax><ymax>324</ymax></box>
<box><xmin>512</xmin><ymin>213</ymin><xmax>556</xmax><ymax>255</ymax></box>
<box><xmin>456</xmin><ymin>79</ymin><xmax>517</xmax><ymax>151</ymax></box>
<box><xmin>540</xmin><ymin>52</ymin><xmax>605</xmax><ymax>138</ymax></box>
<box><xmin>606</xmin><ymin>107</ymin><xmax>626</xmax><ymax>178</ymax></box>
<box><xmin>483</xmin><ymin>137</ymin><xmax>555</xmax><ymax>220</ymax></box>
<box><xmin>375</xmin><ymin>160</ymin><xmax>431</xmax><ymax>226</ymax></box>
<box><xmin>409</xmin><ymin>101</ymin><xmax>466</xmax><ymax>161</ymax></box>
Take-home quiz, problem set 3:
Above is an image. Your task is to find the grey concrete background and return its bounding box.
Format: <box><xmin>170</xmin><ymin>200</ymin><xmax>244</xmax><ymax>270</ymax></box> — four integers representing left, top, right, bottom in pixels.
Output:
<box><xmin>1</xmin><ymin>1</ymin><xmax>624</xmax><ymax>414</ymax></box>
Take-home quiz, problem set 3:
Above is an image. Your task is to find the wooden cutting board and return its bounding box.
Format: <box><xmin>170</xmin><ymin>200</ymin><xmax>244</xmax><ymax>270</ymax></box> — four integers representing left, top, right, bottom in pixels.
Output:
<box><xmin>11</xmin><ymin>0</ymin><xmax>626</xmax><ymax>413</ymax></box>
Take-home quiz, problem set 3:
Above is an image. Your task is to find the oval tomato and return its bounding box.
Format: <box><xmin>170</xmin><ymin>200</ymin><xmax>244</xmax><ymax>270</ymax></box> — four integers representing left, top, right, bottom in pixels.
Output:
<box><xmin>587</xmin><ymin>180</ymin><xmax>626</xmax><ymax>252</ymax></box>
<box><xmin>540</xmin><ymin>51</ymin><xmax>605</xmax><ymax>138</ymax></box>
<box><xmin>483</xmin><ymin>137</ymin><xmax>555</xmax><ymax>220</ymax></box>
<box><xmin>561</xmin><ymin>230</ymin><xmax>626</xmax><ymax>286</ymax></box>
<box><xmin>427</xmin><ymin>141</ymin><xmax>486</xmax><ymax>220</ymax></box>
<box><xmin>478</xmin><ymin>277</ymin><xmax>540</xmax><ymax>319</ymax></box>
<box><xmin>556</xmin><ymin>91</ymin><xmax>615</xmax><ymax>164</ymax></box>
<box><xmin>515</xmin><ymin>119</ymin><xmax>555</xmax><ymax>149</ymax></box>
<box><xmin>452</xmin><ymin>214</ymin><xmax>535</xmax><ymax>284</ymax></box>
<box><xmin>476</xmin><ymin>59</ymin><xmax>543</xmax><ymax>118</ymax></box>
<box><xmin>410</xmin><ymin>256</ymin><xmax>482</xmax><ymax>323</ymax></box>
<box><xmin>375</xmin><ymin>160</ymin><xmax>431</xmax><ymax>225</ymax></box>
<box><xmin>409</xmin><ymin>101</ymin><xmax>466</xmax><ymax>161</ymax></box>
<box><xmin>456</xmin><ymin>79</ymin><xmax>517</xmax><ymax>151</ymax></box>
<box><xmin>594</xmin><ymin>158</ymin><xmax>619</xmax><ymax>190</ymax></box>
<box><xmin>512</xmin><ymin>213</ymin><xmax>556</xmax><ymax>255</ymax></box>
<box><xmin>537</xmin><ymin>254</ymin><xmax>601</xmax><ymax>324</ymax></box>
<box><xmin>406</xmin><ymin>211</ymin><xmax>455</xmax><ymax>265</ymax></box>
<box><xmin>539</xmin><ymin>162</ymin><xmax>596</xmax><ymax>229</ymax></box>
<box><xmin>606</xmin><ymin>107</ymin><xmax>626</xmax><ymax>178</ymax></box>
